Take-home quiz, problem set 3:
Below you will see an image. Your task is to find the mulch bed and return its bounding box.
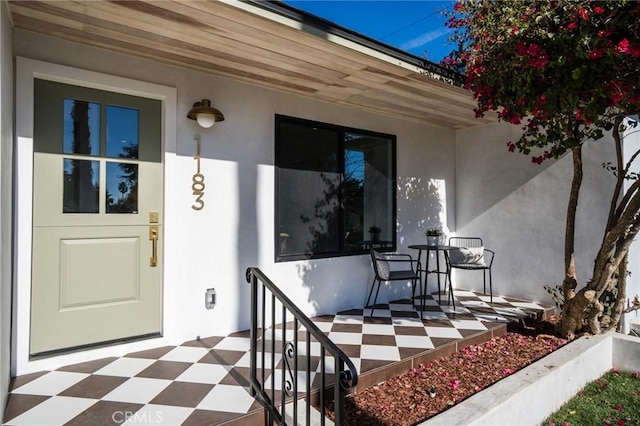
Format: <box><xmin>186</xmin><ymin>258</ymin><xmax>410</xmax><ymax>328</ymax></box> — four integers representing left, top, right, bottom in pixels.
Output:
<box><xmin>326</xmin><ymin>318</ymin><xmax>566</xmax><ymax>426</ymax></box>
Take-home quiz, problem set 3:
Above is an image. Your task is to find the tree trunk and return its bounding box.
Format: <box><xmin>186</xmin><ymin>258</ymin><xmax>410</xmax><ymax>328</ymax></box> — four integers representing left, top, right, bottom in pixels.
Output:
<box><xmin>559</xmin><ymin>289</ymin><xmax>595</xmax><ymax>340</ymax></box>
<box><xmin>562</xmin><ymin>145</ymin><xmax>583</xmax><ymax>296</ymax></box>
<box><xmin>573</xmin><ymin>117</ymin><xmax>640</xmax><ymax>336</ymax></box>
<box><xmin>559</xmin><ymin>145</ymin><xmax>583</xmax><ymax>338</ymax></box>
<box><xmin>611</xmin><ymin>253</ymin><xmax>628</xmax><ymax>332</ymax></box>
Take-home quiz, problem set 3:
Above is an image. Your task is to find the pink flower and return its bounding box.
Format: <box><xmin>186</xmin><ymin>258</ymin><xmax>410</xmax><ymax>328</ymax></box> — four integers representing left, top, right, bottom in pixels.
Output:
<box><xmin>501</xmin><ymin>368</ymin><xmax>513</xmax><ymax>375</ymax></box>
<box><xmin>526</xmin><ymin>43</ymin><xmax>549</xmax><ymax>69</ymax></box>
<box><xmin>615</xmin><ymin>405</ymin><xmax>624</xmax><ymax>412</ymax></box>
<box><xmin>450</xmin><ymin>379</ymin><xmax>460</xmax><ymax>390</ymax></box>
<box><xmin>532</xmin><ymin>155</ymin><xmax>545</xmax><ymax>165</ymax></box>
<box><xmin>611</xmin><ymin>93</ymin><xmax>625</xmax><ymax>104</ymax></box>
<box><xmin>567</xmin><ymin>22</ymin><xmax>577</xmax><ymax>30</ymax></box>
<box><xmin>594</xmin><ymin>6</ymin><xmax>605</xmax><ymax>14</ymax></box>
<box><xmin>632</xmin><ymin>371</ymin><xmax>640</xmax><ymax>378</ymax></box>
<box><xmin>616</xmin><ymin>39</ymin><xmax>630</xmax><ymax>54</ymax></box>
<box><xmin>589</xmin><ymin>49</ymin><xmax>604</xmax><ymax>59</ymax></box>
<box><xmin>578</xmin><ymin>8</ymin><xmax>590</xmax><ymax>20</ymax></box>
<box><xmin>507</xmin><ymin>115</ymin><xmax>522</xmax><ymax>125</ymax></box>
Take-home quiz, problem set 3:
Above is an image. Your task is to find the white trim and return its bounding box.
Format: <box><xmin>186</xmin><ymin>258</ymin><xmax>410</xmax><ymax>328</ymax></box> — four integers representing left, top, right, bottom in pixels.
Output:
<box><xmin>13</xmin><ymin>57</ymin><xmax>178</xmax><ymax>374</ymax></box>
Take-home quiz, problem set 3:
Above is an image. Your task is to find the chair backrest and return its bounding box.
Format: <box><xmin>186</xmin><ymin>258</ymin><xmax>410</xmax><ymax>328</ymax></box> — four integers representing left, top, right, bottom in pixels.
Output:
<box><xmin>449</xmin><ymin>237</ymin><xmax>483</xmax><ymax>248</ymax></box>
<box><xmin>370</xmin><ymin>249</ymin><xmax>390</xmax><ymax>280</ymax></box>
<box><xmin>448</xmin><ymin>237</ymin><xmax>486</xmax><ymax>266</ymax></box>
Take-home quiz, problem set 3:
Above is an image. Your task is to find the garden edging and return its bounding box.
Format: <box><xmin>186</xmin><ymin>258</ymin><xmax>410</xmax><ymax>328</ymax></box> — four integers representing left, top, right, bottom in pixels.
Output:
<box><xmin>424</xmin><ymin>332</ymin><xmax>640</xmax><ymax>426</ymax></box>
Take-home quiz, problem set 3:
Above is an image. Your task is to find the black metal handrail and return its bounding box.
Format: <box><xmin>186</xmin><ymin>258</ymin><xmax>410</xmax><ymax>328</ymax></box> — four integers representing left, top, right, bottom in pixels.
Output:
<box><xmin>246</xmin><ymin>267</ymin><xmax>358</xmax><ymax>425</ymax></box>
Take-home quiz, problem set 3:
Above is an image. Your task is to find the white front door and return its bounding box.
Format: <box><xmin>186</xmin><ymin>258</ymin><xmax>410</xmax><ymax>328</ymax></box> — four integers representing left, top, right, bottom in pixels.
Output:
<box><xmin>30</xmin><ymin>79</ymin><xmax>163</xmax><ymax>356</ymax></box>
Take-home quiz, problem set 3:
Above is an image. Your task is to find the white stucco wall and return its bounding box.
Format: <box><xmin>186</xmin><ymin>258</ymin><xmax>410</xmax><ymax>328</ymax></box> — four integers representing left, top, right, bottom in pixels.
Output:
<box><xmin>455</xmin><ymin>121</ymin><xmax>616</xmax><ymax>305</ymax></box>
<box><xmin>623</xmin><ymin>117</ymin><xmax>640</xmax><ymax>333</ymax></box>
<box><xmin>12</xmin><ymin>30</ymin><xmax>456</xmax><ymax>373</ymax></box>
<box><xmin>1</xmin><ymin>0</ymin><xmax>13</xmax><ymax>414</ymax></box>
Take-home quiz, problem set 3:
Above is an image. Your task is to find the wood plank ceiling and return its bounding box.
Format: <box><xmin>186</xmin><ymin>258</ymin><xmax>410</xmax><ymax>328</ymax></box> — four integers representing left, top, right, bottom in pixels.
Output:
<box><xmin>8</xmin><ymin>0</ymin><xmax>497</xmax><ymax>129</ymax></box>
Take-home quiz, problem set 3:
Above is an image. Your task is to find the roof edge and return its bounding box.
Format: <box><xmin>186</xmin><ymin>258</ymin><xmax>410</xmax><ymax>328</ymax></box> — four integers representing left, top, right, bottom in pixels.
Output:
<box><xmin>245</xmin><ymin>0</ymin><xmax>464</xmax><ymax>86</ymax></box>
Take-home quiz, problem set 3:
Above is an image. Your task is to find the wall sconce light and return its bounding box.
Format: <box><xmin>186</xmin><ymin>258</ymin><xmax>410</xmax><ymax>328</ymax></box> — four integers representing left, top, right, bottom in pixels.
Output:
<box><xmin>187</xmin><ymin>99</ymin><xmax>224</xmax><ymax>211</ymax></box>
<box><xmin>187</xmin><ymin>99</ymin><xmax>224</xmax><ymax>128</ymax></box>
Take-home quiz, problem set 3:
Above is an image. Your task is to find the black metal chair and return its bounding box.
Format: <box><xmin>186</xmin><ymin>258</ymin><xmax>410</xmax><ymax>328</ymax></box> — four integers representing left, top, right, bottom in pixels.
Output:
<box><xmin>367</xmin><ymin>249</ymin><xmax>420</xmax><ymax>317</ymax></box>
<box><xmin>447</xmin><ymin>237</ymin><xmax>495</xmax><ymax>302</ymax></box>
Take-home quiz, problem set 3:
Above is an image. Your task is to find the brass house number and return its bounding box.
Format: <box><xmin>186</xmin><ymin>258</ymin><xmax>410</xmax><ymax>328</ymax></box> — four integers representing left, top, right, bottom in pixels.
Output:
<box><xmin>192</xmin><ymin>136</ymin><xmax>205</xmax><ymax>210</ymax></box>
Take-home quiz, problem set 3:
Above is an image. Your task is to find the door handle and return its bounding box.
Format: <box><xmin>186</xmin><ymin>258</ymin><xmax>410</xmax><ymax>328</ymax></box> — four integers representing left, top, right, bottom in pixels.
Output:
<box><xmin>149</xmin><ymin>225</ymin><xmax>159</xmax><ymax>267</ymax></box>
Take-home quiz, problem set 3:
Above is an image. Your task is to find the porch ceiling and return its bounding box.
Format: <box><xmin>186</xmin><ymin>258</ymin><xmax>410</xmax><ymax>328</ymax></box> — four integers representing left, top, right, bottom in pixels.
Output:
<box><xmin>8</xmin><ymin>0</ymin><xmax>497</xmax><ymax>129</ymax></box>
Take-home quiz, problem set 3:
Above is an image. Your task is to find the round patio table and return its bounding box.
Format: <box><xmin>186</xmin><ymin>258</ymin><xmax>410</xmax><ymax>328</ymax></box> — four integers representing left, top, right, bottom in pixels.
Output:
<box><xmin>408</xmin><ymin>244</ymin><xmax>457</xmax><ymax>311</ymax></box>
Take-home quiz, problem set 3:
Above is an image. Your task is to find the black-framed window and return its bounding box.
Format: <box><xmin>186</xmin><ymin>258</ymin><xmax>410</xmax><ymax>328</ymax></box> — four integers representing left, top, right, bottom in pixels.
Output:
<box><xmin>275</xmin><ymin>115</ymin><xmax>396</xmax><ymax>261</ymax></box>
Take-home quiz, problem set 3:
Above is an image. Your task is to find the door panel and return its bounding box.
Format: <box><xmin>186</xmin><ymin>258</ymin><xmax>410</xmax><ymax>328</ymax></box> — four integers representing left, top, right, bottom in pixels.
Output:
<box><xmin>30</xmin><ymin>79</ymin><xmax>163</xmax><ymax>356</ymax></box>
<box><xmin>30</xmin><ymin>225</ymin><xmax>162</xmax><ymax>354</ymax></box>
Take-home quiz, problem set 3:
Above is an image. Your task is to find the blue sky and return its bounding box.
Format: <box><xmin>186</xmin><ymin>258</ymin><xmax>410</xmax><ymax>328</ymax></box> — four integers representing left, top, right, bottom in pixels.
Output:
<box><xmin>283</xmin><ymin>1</ymin><xmax>456</xmax><ymax>63</ymax></box>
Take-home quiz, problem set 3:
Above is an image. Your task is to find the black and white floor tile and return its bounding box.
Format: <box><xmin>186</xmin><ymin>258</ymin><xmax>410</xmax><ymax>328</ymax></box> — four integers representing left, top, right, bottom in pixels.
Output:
<box><xmin>3</xmin><ymin>290</ymin><xmax>551</xmax><ymax>426</ymax></box>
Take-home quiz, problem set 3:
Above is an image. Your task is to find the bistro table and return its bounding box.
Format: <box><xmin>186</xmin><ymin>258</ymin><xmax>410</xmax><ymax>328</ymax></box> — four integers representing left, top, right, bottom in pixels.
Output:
<box><xmin>408</xmin><ymin>244</ymin><xmax>456</xmax><ymax>313</ymax></box>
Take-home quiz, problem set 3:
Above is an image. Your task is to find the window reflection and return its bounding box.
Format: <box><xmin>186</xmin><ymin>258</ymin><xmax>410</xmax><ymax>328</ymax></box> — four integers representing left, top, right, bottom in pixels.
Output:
<box><xmin>343</xmin><ymin>141</ymin><xmax>365</xmax><ymax>251</ymax></box>
<box><xmin>275</xmin><ymin>117</ymin><xmax>395</xmax><ymax>260</ymax></box>
<box><xmin>63</xmin><ymin>159</ymin><xmax>100</xmax><ymax>213</ymax></box>
<box><xmin>106</xmin><ymin>162</ymin><xmax>138</xmax><ymax>213</ymax></box>
<box><xmin>106</xmin><ymin>105</ymin><xmax>139</xmax><ymax>159</ymax></box>
<box><xmin>277</xmin><ymin>122</ymin><xmax>341</xmax><ymax>255</ymax></box>
<box><xmin>344</xmin><ymin>133</ymin><xmax>394</xmax><ymax>252</ymax></box>
<box><xmin>63</xmin><ymin>99</ymin><xmax>100</xmax><ymax>156</ymax></box>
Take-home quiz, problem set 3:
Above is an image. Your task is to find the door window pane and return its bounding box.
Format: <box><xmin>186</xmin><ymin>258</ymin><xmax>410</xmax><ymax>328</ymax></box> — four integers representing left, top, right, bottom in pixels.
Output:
<box><xmin>106</xmin><ymin>105</ymin><xmax>139</xmax><ymax>159</ymax></box>
<box><xmin>63</xmin><ymin>159</ymin><xmax>100</xmax><ymax>213</ymax></box>
<box><xmin>63</xmin><ymin>99</ymin><xmax>100</xmax><ymax>156</ymax></box>
<box><xmin>106</xmin><ymin>162</ymin><xmax>138</xmax><ymax>214</ymax></box>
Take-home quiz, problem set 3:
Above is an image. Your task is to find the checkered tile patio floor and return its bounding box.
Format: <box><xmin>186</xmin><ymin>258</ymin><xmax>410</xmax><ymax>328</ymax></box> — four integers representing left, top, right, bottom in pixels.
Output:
<box><xmin>3</xmin><ymin>290</ymin><xmax>552</xmax><ymax>426</ymax></box>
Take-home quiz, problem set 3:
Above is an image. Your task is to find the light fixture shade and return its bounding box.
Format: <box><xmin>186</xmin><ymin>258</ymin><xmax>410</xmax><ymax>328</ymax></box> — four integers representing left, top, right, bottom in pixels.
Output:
<box><xmin>196</xmin><ymin>114</ymin><xmax>216</xmax><ymax>129</ymax></box>
<box><xmin>187</xmin><ymin>99</ymin><xmax>224</xmax><ymax>128</ymax></box>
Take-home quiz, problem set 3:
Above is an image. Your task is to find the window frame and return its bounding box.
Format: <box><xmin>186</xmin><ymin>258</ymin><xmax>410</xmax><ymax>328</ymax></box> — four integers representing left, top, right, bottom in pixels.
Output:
<box><xmin>275</xmin><ymin>114</ymin><xmax>397</xmax><ymax>262</ymax></box>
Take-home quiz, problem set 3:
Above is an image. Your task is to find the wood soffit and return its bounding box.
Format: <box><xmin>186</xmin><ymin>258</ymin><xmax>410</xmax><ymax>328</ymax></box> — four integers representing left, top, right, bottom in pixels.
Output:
<box><xmin>8</xmin><ymin>0</ymin><xmax>498</xmax><ymax>129</ymax></box>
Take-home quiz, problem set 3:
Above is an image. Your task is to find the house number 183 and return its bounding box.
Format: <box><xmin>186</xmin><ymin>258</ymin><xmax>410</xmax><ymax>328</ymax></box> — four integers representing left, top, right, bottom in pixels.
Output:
<box><xmin>192</xmin><ymin>137</ymin><xmax>205</xmax><ymax>211</ymax></box>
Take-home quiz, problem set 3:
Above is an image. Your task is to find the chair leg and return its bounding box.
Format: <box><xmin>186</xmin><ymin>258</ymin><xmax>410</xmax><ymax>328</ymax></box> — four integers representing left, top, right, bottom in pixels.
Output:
<box><xmin>368</xmin><ymin>279</ymin><xmax>383</xmax><ymax>317</ymax></box>
<box><xmin>447</xmin><ymin>272</ymin><xmax>455</xmax><ymax>310</ymax></box>
<box><xmin>415</xmin><ymin>278</ymin><xmax>423</xmax><ymax>320</ymax></box>
<box><xmin>421</xmin><ymin>278</ymin><xmax>426</xmax><ymax>319</ymax></box>
<box><xmin>488</xmin><ymin>269</ymin><xmax>493</xmax><ymax>303</ymax></box>
<box><xmin>366</xmin><ymin>277</ymin><xmax>377</xmax><ymax>308</ymax></box>
<box><xmin>411</xmin><ymin>278</ymin><xmax>417</xmax><ymax>300</ymax></box>
<box><xmin>483</xmin><ymin>272</ymin><xmax>487</xmax><ymax>297</ymax></box>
